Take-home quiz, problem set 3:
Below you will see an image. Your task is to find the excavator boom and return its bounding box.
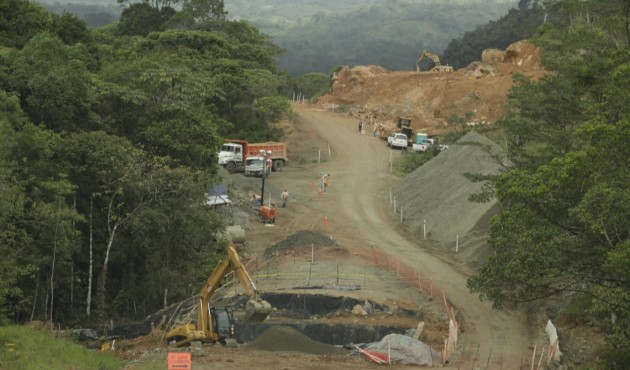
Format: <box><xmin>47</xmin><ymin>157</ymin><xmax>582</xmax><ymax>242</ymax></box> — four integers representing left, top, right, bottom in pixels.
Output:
<box><xmin>416</xmin><ymin>50</ymin><xmax>452</xmax><ymax>72</ymax></box>
<box><xmin>166</xmin><ymin>244</ymin><xmax>271</xmax><ymax>347</ymax></box>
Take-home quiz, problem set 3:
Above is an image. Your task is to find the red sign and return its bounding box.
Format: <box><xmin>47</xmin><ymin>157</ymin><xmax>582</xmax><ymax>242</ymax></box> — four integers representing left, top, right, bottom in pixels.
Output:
<box><xmin>167</xmin><ymin>352</ymin><xmax>192</xmax><ymax>370</ymax></box>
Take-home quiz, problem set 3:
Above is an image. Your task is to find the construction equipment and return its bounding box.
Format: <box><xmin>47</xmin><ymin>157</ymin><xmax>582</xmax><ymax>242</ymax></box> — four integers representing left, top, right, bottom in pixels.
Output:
<box><xmin>415</xmin><ymin>50</ymin><xmax>453</xmax><ymax>73</ymax></box>
<box><xmin>218</xmin><ymin>140</ymin><xmax>288</xmax><ymax>173</ymax></box>
<box><xmin>257</xmin><ymin>205</ymin><xmax>276</xmax><ymax>224</ymax></box>
<box><xmin>165</xmin><ymin>244</ymin><xmax>272</xmax><ymax>347</ymax></box>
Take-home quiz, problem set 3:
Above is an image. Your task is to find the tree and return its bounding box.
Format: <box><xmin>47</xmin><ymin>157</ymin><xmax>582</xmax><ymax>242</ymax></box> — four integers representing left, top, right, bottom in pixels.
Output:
<box><xmin>468</xmin><ymin>119</ymin><xmax>630</xmax><ymax>353</ymax></box>
<box><xmin>117</xmin><ymin>3</ymin><xmax>165</xmax><ymax>36</ymax></box>
<box><xmin>181</xmin><ymin>0</ymin><xmax>227</xmax><ymax>22</ymax></box>
<box><xmin>0</xmin><ymin>90</ymin><xmax>84</xmax><ymax>323</ymax></box>
<box><xmin>58</xmin><ymin>132</ymin><xmax>152</xmax><ymax>321</ymax></box>
<box><xmin>468</xmin><ymin>5</ymin><xmax>630</xmax><ymax>363</ymax></box>
<box><xmin>293</xmin><ymin>72</ymin><xmax>330</xmax><ymax>99</ymax></box>
<box><xmin>50</xmin><ymin>12</ymin><xmax>91</xmax><ymax>46</ymax></box>
<box><xmin>252</xmin><ymin>96</ymin><xmax>291</xmax><ymax>123</ymax></box>
<box><xmin>0</xmin><ymin>91</ymin><xmax>37</xmax><ymax>323</ymax></box>
<box><xmin>6</xmin><ymin>34</ymin><xmax>95</xmax><ymax>133</ymax></box>
<box><xmin>0</xmin><ymin>0</ymin><xmax>52</xmax><ymax>49</ymax></box>
<box><xmin>442</xmin><ymin>2</ymin><xmax>546</xmax><ymax>69</ymax></box>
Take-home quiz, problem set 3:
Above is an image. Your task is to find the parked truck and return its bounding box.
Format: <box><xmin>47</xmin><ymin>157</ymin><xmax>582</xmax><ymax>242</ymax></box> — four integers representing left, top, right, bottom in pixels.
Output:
<box><xmin>411</xmin><ymin>133</ymin><xmax>448</xmax><ymax>152</ymax></box>
<box><xmin>218</xmin><ymin>140</ymin><xmax>288</xmax><ymax>173</ymax></box>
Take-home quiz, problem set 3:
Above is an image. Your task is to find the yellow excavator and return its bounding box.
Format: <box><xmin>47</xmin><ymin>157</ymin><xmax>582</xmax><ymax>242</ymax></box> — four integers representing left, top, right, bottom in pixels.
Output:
<box><xmin>165</xmin><ymin>244</ymin><xmax>272</xmax><ymax>347</ymax></box>
<box><xmin>416</xmin><ymin>50</ymin><xmax>453</xmax><ymax>73</ymax></box>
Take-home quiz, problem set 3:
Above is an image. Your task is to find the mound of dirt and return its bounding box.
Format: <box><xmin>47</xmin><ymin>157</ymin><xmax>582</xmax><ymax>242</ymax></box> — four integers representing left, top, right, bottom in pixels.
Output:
<box><xmin>504</xmin><ymin>40</ymin><xmax>541</xmax><ymax>69</ymax></box>
<box><xmin>318</xmin><ymin>40</ymin><xmax>545</xmax><ymax>135</ymax></box>
<box><xmin>392</xmin><ymin>131</ymin><xmax>508</xmax><ymax>247</ymax></box>
<box><xmin>247</xmin><ymin>325</ymin><xmax>346</xmax><ymax>355</ymax></box>
<box><xmin>263</xmin><ymin>230</ymin><xmax>339</xmax><ymax>258</ymax></box>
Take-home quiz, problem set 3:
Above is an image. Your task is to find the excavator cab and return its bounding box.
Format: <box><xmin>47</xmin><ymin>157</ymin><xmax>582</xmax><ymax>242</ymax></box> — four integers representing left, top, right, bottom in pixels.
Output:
<box><xmin>211</xmin><ymin>307</ymin><xmax>235</xmax><ymax>340</ymax></box>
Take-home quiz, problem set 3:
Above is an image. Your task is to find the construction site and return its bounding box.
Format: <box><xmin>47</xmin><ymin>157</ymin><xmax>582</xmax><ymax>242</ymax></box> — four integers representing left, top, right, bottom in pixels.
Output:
<box><xmin>76</xmin><ymin>42</ymin><xmax>602</xmax><ymax>369</ymax></box>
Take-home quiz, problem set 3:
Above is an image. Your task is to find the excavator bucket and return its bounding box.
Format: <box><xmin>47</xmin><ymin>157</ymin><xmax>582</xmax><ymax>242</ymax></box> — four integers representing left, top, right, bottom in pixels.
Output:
<box><xmin>245</xmin><ymin>299</ymin><xmax>272</xmax><ymax>322</ymax></box>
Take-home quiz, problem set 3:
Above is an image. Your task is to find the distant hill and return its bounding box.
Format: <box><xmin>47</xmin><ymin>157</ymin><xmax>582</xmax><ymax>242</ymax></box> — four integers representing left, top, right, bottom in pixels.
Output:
<box><xmin>35</xmin><ymin>1</ymin><xmax>122</xmax><ymax>28</ymax></box>
<box><xmin>33</xmin><ymin>0</ymin><xmax>518</xmax><ymax>76</ymax></box>
<box><xmin>253</xmin><ymin>0</ymin><xmax>517</xmax><ymax>76</ymax></box>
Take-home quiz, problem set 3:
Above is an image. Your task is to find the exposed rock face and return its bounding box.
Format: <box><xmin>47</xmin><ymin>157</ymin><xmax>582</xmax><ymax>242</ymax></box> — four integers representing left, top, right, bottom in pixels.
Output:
<box><xmin>318</xmin><ymin>40</ymin><xmax>545</xmax><ymax>133</ymax></box>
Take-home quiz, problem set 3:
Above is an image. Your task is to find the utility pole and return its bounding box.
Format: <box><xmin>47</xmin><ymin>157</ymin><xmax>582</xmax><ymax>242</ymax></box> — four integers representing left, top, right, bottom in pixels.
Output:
<box><xmin>259</xmin><ymin>150</ymin><xmax>271</xmax><ymax>206</ymax></box>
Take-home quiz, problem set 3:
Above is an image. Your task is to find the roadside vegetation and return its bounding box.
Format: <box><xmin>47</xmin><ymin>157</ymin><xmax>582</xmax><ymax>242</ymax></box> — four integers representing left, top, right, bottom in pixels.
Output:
<box><xmin>0</xmin><ymin>0</ymin><xmax>291</xmax><ymax>333</ymax></box>
<box><xmin>391</xmin><ymin>147</ymin><xmax>441</xmax><ymax>177</ymax></box>
<box><xmin>465</xmin><ymin>2</ymin><xmax>630</xmax><ymax>367</ymax></box>
<box><xmin>0</xmin><ymin>326</ymin><xmax>121</xmax><ymax>369</ymax></box>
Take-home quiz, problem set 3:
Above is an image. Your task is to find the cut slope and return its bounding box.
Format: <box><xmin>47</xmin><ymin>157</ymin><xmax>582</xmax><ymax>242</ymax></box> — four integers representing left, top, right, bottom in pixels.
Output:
<box><xmin>392</xmin><ymin>131</ymin><xmax>507</xmax><ymax>246</ymax></box>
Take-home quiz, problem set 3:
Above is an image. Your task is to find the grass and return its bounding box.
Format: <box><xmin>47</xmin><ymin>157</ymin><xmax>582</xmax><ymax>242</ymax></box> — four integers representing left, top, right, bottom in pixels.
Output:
<box><xmin>0</xmin><ymin>325</ymin><xmax>121</xmax><ymax>370</ymax></box>
<box><xmin>391</xmin><ymin>150</ymin><xmax>436</xmax><ymax>176</ymax></box>
<box><xmin>124</xmin><ymin>357</ymin><xmax>164</xmax><ymax>370</ymax></box>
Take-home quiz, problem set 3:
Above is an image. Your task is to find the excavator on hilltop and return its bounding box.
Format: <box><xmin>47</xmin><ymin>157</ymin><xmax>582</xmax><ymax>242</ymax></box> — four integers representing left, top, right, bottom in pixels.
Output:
<box><xmin>165</xmin><ymin>244</ymin><xmax>272</xmax><ymax>347</ymax></box>
<box><xmin>415</xmin><ymin>50</ymin><xmax>453</xmax><ymax>73</ymax></box>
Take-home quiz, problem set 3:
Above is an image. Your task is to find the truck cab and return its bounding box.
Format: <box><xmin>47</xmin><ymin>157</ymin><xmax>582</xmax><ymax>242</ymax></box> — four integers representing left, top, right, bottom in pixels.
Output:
<box><xmin>218</xmin><ymin>142</ymin><xmax>245</xmax><ymax>173</ymax></box>
<box><xmin>244</xmin><ymin>156</ymin><xmax>270</xmax><ymax>177</ymax></box>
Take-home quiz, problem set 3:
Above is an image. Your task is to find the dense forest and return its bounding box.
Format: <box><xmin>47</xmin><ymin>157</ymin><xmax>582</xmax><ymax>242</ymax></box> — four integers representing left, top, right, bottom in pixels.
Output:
<box><xmin>252</xmin><ymin>0</ymin><xmax>517</xmax><ymax>76</ymax></box>
<box><xmin>0</xmin><ymin>0</ymin><xmax>290</xmax><ymax>328</ymax></box>
<box><xmin>2</xmin><ymin>0</ymin><xmax>630</xmax><ymax>367</ymax></box>
<box><xmin>442</xmin><ymin>0</ymin><xmax>547</xmax><ymax>68</ymax></box>
<box><xmin>465</xmin><ymin>1</ymin><xmax>630</xmax><ymax>367</ymax></box>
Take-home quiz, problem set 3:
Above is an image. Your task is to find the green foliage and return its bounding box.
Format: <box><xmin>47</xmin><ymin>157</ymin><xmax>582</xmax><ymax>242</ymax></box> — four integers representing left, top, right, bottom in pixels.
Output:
<box><xmin>117</xmin><ymin>3</ymin><xmax>170</xmax><ymax>36</ymax></box>
<box><xmin>443</xmin><ymin>1</ymin><xmax>546</xmax><ymax>69</ymax></box>
<box><xmin>6</xmin><ymin>34</ymin><xmax>95</xmax><ymax>132</ymax></box>
<box><xmin>467</xmin><ymin>3</ymin><xmax>630</xmax><ymax>363</ymax></box>
<box><xmin>0</xmin><ymin>325</ymin><xmax>121</xmax><ymax>369</ymax></box>
<box><xmin>0</xmin><ymin>0</ymin><xmax>52</xmax><ymax>49</ymax></box>
<box><xmin>50</xmin><ymin>12</ymin><xmax>92</xmax><ymax>46</ymax></box>
<box><xmin>252</xmin><ymin>95</ymin><xmax>291</xmax><ymax>123</ymax></box>
<box><xmin>0</xmin><ymin>0</ymin><xmax>289</xmax><ymax>326</ymax></box>
<box><xmin>391</xmin><ymin>149</ymin><xmax>438</xmax><ymax>176</ymax></box>
<box><xmin>294</xmin><ymin>72</ymin><xmax>330</xmax><ymax>99</ymax></box>
<box><xmin>181</xmin><ymin>0</ymin><xmax>228</xmax><ymax>23</ymax></box>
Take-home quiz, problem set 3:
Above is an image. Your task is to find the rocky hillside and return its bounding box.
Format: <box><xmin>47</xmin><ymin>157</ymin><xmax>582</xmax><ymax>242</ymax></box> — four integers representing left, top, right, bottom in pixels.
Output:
<box><xmin>318</xmin><ymin>41</ymin><xmax>544</xmax><ymax>135</ymax></box>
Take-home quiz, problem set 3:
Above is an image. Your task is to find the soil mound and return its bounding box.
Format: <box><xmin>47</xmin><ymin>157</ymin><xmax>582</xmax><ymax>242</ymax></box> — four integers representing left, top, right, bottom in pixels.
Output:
<box><xmin>247</xmin><ymin>325</ymin><xmax>346</xmax><ymax>355</ymax></box>
<box><xmin>264</xmin><ymin>230</ymin><xmax>339</xmax><ymax>258</ymax></box>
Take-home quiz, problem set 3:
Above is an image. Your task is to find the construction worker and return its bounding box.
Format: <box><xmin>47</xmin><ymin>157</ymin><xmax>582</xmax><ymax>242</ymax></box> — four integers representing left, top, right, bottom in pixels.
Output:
<box><xmin>281</xmin><ymin>188</ymin><xmax>289</xmax><ymax>207</ymax></box>
<box><xmin>251</xmin><ymin>191</ymin><xmax>261</xmax><ymax>207</ymax></box>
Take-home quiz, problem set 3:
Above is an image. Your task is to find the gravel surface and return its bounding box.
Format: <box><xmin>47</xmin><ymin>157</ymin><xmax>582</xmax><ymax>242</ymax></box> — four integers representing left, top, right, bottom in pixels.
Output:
<box><xmin>247</xmin><ymin>325</ymin><xmax>346</xmax><ymax>355</ymax></box>
<box><xmin>392</xmin><ymin>130</ymin><xmax>508</xmax><ymax>246</ymax></box>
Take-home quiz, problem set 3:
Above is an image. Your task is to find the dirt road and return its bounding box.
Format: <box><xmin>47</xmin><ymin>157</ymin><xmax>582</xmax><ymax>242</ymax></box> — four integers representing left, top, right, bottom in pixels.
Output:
<box><xmin>273</xmin><ymin>104</ymin><xmax>533</xmax><ymax>368</ymax></box>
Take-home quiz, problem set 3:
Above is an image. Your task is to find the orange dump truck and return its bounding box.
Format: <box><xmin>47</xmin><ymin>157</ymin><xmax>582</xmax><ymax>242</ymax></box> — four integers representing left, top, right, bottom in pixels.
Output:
<box><xmin>217</xmin><ymin>140</ymin><xmax>288</xmax><ymax>173</ymax></box>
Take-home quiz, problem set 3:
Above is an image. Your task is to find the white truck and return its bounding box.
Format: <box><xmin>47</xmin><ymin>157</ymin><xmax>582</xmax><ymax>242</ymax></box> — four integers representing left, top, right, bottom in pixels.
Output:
<box><xmin>244</xmin><ymin>156</ymin><xmax>270</xmax><ymax>177</ymax></box>
<box><xmin>387</xmin><ymin>133</ymin><xmax>409</xmax><ymax>149</ymax></box>
<box><xmin>411</xmin><ymin>133</ymin><xmax>448</xmax><ymax>152</ymax></box>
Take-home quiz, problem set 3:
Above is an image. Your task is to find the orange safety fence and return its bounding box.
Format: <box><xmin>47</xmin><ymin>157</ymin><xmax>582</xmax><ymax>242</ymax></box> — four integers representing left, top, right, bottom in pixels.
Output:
<box><xmin>353</xmin><ymin>246</ymin><xmax>460</xmax><ymax>361</ymax></box>
<box><xmin>244</xmin><ymin>245</ymin><xmax>460</xmax><ymax>363</ymax></box>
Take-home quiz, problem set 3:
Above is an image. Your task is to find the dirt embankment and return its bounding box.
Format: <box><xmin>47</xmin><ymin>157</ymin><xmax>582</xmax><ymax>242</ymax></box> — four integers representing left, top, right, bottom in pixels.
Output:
<box><xmin>318</xmin><ymin>41</ymin><xmax>544</xmax><ymax>135</ymax></box>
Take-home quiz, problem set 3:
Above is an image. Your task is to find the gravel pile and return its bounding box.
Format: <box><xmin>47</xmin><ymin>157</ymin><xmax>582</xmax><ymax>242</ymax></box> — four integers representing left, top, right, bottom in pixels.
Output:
<box><xmin>393</xmin><ymin>131</ymin><xmax>508</xmax><ymax>247</ymax></box>
<box><xmin>247</xmin><ymin>325</ymin><xmax>346</xmax><ymax>355</ymax></box>
<box><xmin>263</xmin><ymin>230</ymin><xmax>339</xmax><ymax>258</ymax></box>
